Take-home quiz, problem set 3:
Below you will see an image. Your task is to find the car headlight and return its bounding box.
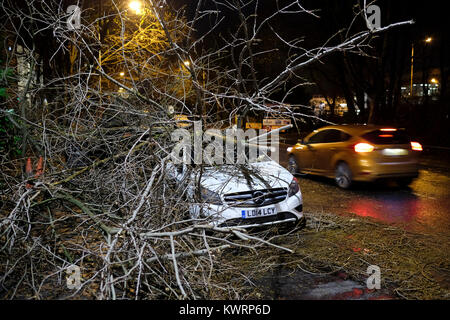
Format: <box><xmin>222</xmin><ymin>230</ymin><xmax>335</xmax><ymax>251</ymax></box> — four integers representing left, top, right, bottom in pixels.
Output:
<box><xmin>200</xmin><ymin>187</ymin><xmax>223</xmax><ymax>205</ymax></box>
<box><xmin>288</xmin><ymin>177</ymin><xmax>300</xmax><ymax>197</ymax></box>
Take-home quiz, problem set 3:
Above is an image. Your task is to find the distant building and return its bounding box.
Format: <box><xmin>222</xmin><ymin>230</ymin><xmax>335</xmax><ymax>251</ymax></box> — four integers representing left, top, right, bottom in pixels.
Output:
<box><xmin>309</xmin><ymin>95</ymin><xmax>353</xmax><ymax>117</ymax></box>
<box><xmin>401</xmin><ymin>68</ymin><xmax>440</xmax><ymax>100</ymax></box>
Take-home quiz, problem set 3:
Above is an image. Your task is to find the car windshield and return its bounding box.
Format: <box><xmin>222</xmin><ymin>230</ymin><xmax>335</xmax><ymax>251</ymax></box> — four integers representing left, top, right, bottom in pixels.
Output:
<box><xmin>362</xmin><ymin>129</ymin><xmax>411</xmax><ymax>145</ymax></box>
<box><xmin>206</xmin><ymin>144</ymin><xmax>272</xmax><ymax>166</ymax></box>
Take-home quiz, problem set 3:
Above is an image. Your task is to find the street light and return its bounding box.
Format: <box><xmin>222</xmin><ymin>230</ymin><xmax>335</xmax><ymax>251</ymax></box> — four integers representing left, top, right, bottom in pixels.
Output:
<box><xmin>410</xmin><ymin>36</ymin><xmax>433</xmax><ymax>96</ymax></box>
<box><xmin>129</xmin><ymin>1</ymin><xmax>143</xmax><ymax>14</ymax></box>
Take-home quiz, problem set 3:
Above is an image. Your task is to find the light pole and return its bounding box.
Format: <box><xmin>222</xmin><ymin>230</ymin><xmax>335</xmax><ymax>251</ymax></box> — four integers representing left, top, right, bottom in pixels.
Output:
<box><xmin>410</xmin><ymin>43</ymin><xmax>414</xmax><ymax>96</ymax></box>
<box><xmin>410</xmin><ymin>37</ymin><xmax>432</xmax><ymax>97</ymax></box>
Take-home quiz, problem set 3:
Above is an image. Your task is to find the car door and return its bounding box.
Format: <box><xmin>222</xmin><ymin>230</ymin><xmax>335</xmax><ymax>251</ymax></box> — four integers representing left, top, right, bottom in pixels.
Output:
<box><xmin>298</xmin><ymin>130</ymin><xmax>329</xmax><ymax>173</ymax></box>
<box><xmin>313</xmin><ymin>129</ymin><xmax>350</xmax><ymax>175</ymax></box>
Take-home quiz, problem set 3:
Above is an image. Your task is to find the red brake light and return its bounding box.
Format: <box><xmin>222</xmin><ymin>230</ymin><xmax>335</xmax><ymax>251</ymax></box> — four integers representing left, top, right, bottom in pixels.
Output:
<box><xmin>411</xmin><ymin>141</ymin><xmax>423</xmax><ymax>151</ymax></box>
<box><xmin>354</xmin><ymin>143</ymin><xmax>374</xmax><ymax>153</ymax></box>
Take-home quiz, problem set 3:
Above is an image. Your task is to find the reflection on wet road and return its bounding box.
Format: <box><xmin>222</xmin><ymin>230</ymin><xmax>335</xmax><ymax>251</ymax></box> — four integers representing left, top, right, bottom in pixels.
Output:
<box><xmin>278</xmin><ymin>144</ymin><xmax>450</xmax><ymax>234</ymax></box>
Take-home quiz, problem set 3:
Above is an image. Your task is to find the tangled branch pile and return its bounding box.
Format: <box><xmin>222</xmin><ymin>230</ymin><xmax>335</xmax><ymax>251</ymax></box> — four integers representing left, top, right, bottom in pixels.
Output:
<box><xmin>0</xmin><ymin>0</ymin><xmax>415</xmax><ymax>299</ymax></box>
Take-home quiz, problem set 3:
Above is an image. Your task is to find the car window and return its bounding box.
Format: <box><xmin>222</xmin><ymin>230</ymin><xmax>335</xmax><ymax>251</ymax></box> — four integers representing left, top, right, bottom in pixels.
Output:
<box><xmin>323</xmin><ymin>129</ymin><xmax>351</xmax><ymax>143</ymax></box>
<box><xmin>307</xmin><ymin>130</ymin><xmax>329</xmax><ymax>144</ymax></box>
<box><xmin>308</xmin><ymin>129</ymin><xmax>351</xmax><ymax>144</ymax></box>
<box><xmin>362</xmin><ymin>130</ymin><xmax>411</xmax><ymax>145</ymax></box>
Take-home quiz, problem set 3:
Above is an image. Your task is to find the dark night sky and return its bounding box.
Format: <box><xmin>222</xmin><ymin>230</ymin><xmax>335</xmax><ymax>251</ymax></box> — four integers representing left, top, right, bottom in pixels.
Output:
<box><xmin>170</xmin><ymin>0</ymin><xmax>446</xmax><ymax>82</ymax></box>
<box><xmin>170</xmin><ymin>0</ymin><xmax>445</xmax><ymax>56</ymax></box>
<box><xmin>166</xmin><ymin>0</ymin><xmax>448</xmax><ymax>110</ymax></box>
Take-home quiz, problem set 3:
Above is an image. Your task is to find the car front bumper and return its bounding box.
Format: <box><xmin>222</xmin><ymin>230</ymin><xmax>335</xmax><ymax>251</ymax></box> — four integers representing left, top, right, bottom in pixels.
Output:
<box><xmin>191</xmin><ymin>191</ymin><xmax>304</xmax><ymax>229</ymax></box>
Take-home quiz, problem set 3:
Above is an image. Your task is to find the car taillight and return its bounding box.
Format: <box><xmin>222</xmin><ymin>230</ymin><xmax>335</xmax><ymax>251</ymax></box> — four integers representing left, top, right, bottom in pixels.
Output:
<box><xmin>411</xmin><ymin>141</ymin><xmax>423</xmax><ymax>151</ymax></box>
<box><xmin>354</xmin><ymin>143</ymin><xmax>374</xmax><ymax>153</ymax></box>
<box><xmin>380</xmin><ymin>128</ymin><xmax>397</xmax><ymax>132</ymax></box>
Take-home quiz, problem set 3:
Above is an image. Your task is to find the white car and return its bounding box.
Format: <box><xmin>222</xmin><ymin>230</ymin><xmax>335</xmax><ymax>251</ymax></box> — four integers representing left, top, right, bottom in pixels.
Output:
<box><xmin>167</xmin><ymin>158</ymin><xmax>305</xmax><ymax>229</ymax></box>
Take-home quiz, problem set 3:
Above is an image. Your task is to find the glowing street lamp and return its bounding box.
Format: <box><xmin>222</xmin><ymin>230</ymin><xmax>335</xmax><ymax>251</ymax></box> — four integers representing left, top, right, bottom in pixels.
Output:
<box><xmin>183</xmin><ymin>60</ymin><xmax>190</xmax><ymax>67</ymax></box>
<box><xmin>119</xmin><ymin>72</ymin><xmax>125</xmax><ymax>77</ymax></box>
<box><xmin>410</xmin><ymin>36</ymin><xmax>433</xmax><ymax>96</ymax></box>
<box><xmin>129</xmin><ymin>1</ymin><xmax>143</xmax><ymax>14</ymax></box>
<box><xmin>430</xmin><ymin>78</ymin><xmax>438</xmax><ymax>84</ymax></box>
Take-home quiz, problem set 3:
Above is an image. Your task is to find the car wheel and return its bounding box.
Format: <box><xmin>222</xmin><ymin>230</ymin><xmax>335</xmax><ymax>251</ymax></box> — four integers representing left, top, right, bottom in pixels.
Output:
<box><xmin>335</xmin><ymin>162</ymin><xmax>352</xmax><ymax>189</ymax></box>
<box><xmin>288</xmin><ymin>155</ymin><xmax>300</xmax><ymax>175</ymax></box>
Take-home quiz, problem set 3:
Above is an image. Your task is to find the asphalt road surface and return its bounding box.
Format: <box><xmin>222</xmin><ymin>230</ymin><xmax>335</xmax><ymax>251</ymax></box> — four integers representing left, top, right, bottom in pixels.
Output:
<box><xmin>257</xmin><ymin>144</ymin><xmax>450</xmax><ymax>299</ymax></box>
<box><xmin>278</xmin><ymin>143</ymin><xmax>450</xmax><ymax>235</ymax></box>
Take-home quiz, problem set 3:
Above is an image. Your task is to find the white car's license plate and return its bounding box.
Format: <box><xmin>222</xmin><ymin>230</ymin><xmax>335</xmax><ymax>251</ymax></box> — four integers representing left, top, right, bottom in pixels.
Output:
<box><xmin>241</xmin><ymin>207</ymin><xmax>277</xmax><ymax>219</ymax></box>
<box><xmin>382</xmin><ymin>148</ymin><xmax>408</xmax><ymax>156</ymax></box>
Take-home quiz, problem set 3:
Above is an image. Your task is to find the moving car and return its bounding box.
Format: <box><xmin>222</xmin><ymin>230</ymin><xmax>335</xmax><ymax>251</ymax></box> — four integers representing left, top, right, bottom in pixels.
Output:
<box><xmin>167</xmin><ymin>156</ymin><xmax>305</xmax><ymax>229</ymax></box>
<box><xmin>287</xmin><ymin>125</ymin><xmax>422</xmax><ymax>188</ymax></box>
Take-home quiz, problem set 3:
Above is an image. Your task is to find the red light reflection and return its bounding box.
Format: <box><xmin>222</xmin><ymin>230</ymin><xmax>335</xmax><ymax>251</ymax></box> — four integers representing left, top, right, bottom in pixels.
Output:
<box><xmin>349</xmin><ymin>198</ymin><xmax>419</xmax><ymax>224</ymax></box>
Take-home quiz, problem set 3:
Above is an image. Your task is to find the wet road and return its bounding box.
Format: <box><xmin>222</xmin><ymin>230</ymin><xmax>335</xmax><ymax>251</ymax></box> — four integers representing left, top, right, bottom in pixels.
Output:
<box><xmin>256</xmin><ymin>142</ymin><xmax>450</xmax><ymax>300</ymax></box>
<box><xmin>278</xmin><ymin>144</ymin><xmax>450</xmax><ymax>234</ymax></box>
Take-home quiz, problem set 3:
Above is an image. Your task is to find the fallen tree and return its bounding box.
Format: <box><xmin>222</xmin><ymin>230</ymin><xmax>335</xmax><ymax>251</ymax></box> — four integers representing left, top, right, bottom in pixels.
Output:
<box><xmin>0</xmin><ymin>0</ymin><xmax>414</xmax><ymax>299</ymax></box>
